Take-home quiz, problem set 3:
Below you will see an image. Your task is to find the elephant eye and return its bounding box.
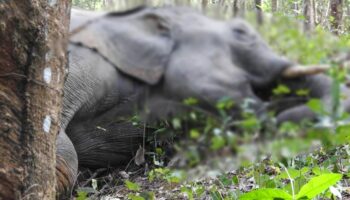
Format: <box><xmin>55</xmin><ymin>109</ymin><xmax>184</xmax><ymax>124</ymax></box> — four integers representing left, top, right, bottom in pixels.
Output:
<box><xmin>232</xmin><ymin>28</ymin><xmax>247</xmax><ymax>35</ymax></box>
<box><xmin>232</xmin><ymin>28</ymin><xmax>251</xmax><ymax>42</ymax></box>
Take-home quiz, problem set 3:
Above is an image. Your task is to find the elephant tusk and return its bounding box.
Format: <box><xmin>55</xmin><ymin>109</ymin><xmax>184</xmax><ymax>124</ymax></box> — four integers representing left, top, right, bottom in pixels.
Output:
<box><xmin>282</xmin><ymin>64</ymin><xmax>330</xmax><ymax>78</ymax></box>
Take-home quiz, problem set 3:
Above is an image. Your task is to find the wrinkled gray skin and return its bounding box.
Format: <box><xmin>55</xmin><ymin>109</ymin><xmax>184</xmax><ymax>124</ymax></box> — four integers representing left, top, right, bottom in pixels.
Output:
<box><xmin>57</xmin><ymin>6</ymin><xmax>350</xmax><ymax>193</ymax></box>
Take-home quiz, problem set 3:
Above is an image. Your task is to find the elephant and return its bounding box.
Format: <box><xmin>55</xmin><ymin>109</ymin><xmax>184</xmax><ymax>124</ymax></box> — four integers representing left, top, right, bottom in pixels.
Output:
<box><xmin>56</xmin><ymin>6</ymin><xmax>350</xmax><ymax>196</ymax></box>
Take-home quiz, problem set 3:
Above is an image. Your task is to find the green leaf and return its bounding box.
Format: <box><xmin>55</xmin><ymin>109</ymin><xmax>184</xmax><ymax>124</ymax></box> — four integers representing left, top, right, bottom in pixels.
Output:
<box><xmin>140</xmin><ymin>191</ymin><xmax>155</xmax><ymax>200</ymax></box>
<box><xmin>210</xmin><ymin>135</ymin><xmax>225</xmax><ymax>150</ymax></box>
<box><xmin>273</xmin><ymin>84</ymin><xmax>291</xmax><ymax>95</ymax></box>
<box><xmin>296</xmin><ymin>89</ymin><xmax>309</xmax><ymax>96</ymax></box>
<box><xmin>219</xmin><ymin>175</ymin><xmax>232</xmax><ymax>186</ymax></box>
<box><xmin>190</xmin><ymin>129</ymin><xmax>200</xmax><ymax>139</ymax></box>
<box><xmin>296</xmin><ymin>173</ymin><xmax>342</xmax><ymax>199</ymax></box>
<box><xmin>240</xmin><ymin>188</ymin><xmax>292</xmax><ymax>200</ymax></box>
<box><xmin>210</xmin><ymin>188</ymin><xmax>222</xmax><ymax>200</ymax></box>
<box><xmin>277</xmin><ymin>167</ymin><xmax>308</xmax><ymax>179</ymax></box>
<box><xmin>183</xmin><ymin>97</ymin><xmax>199</xmax><ymax>105</ymax></box>
<box><xmin>216</xmin><ymin>97</ymin><xmax>234</xmax><ymax>110</ymax></box>
<box><xmin>306</xmin><ymin>99</ymin><xmax>324</xmax><ymax>114</ymax></box>
<box><xmin>312</xmin><ymin>167</ymin><xmax>331</xmax><ymax>176</ymax></box>
<box><xmin>181</xmin><ymin>187</ymin><xmax>194</xmax><ymax>200</ymax></box>
<box><xmin>128</xmin><ymin>194</ymin><xmax>145</xmax><ymax>200</ymax></box>
<box><xmin>125</xmin><ymin>180</ymin><xmax>140</xmax><ymax>191</ymax></box>
<box><xmin>76</xmin><ymin>191</ymin><xmax>88</xmax><ymax>200</ymax></box>
<box><xmin>232</xmin><ymin>175</ymin><xmax>239</xmax><ymax>185</ymax></box>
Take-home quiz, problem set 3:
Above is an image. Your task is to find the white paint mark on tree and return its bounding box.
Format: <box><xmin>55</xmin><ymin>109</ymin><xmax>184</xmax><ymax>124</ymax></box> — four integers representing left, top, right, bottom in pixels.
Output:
<box><xmin>48</xmin><ymin>0</ymin><xmax>57</xmax><ymax>7</ymax></box>
<box><xmin>43</xmin><ymin>67</ymin><xmax>52</xmax><ymax>84</ymax></box>
<box><xmin>45</xmin><ymin>51</ymin><xmax>52</xmax><ymax>62</ymax></box>
<box><xmin>43</xmin><ymin>115</ymin><xmax>51</xmax><ymax>133</ymax></box>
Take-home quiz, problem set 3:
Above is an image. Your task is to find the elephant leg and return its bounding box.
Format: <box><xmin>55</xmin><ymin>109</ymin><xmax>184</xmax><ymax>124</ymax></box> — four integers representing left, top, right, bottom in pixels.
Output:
<box><xmin>67</xmin><ymin>121</ymin><xmax>144</xmax><ymax>169</ymax></box>
<box><xmin>56</xmin><ymin>129</ymin><xmax>78</xmax><ymax>197</ymax></box>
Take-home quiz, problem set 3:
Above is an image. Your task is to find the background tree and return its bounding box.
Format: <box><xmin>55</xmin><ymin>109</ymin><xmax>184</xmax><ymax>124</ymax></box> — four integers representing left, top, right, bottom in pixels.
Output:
<box><xmin>271</xmin><ymin>0</ymin><xmax>278</xmax><ymax>12</ymax></box>
<box><xmin>330</xmin><ymin>0</ymin><xmax>343</xmax><ymax>34</ymax></box>
<box><xmin>232</xmin><ymin>0</ymin><xmax>239</xmax><ymax>16</ymax></box>
<box><xmin>255</xmin><ymin>0</ymin><xmax>263</xmax><ymax>24</ymax></box>
<box><xmin>303</xmin><ymin>0</ymin><xmax>316</xmax><ymax>32</ymax></box>
<box><xmin>0</xmin><ymin>1</ymin><xmax>71</xmax><ymax>199</ymax></box>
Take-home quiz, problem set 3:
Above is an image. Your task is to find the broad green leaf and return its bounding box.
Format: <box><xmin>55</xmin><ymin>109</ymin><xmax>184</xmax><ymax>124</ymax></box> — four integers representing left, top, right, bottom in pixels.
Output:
<box><xmin>277</xmin><ymin>167</ymin><xmax>309</xmax><ymax>179</ymax></box>
<box><xmin>240</xmin><ymin>188</ymin><xmax>292</xmax><ymax>200</ymax></box>
<box><xmin>296</xmin><ymin>173</ymin><xmax>342</xmax><ymax>199</ymax></box>
<box><xmin>306</xmin><ymin>99</ymin><xmax>324</xmax><ymax>114</ymax></box>
<box><xmin>285</xmin><ymin>176</ymin><xmax>307</xmax><ymax>195</ymax></box>
<box><xmin>125</xmin><ymin>180</ymin><xmax>140</xmax><ymax>191</ymax></box>
<box><xmin>312</xmin><ymin>167</ymin><xmax>331</xmax><ymax>176</ymax></box>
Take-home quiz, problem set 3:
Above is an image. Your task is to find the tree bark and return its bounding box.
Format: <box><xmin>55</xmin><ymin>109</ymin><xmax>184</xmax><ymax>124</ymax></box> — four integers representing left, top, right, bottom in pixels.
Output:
<box><xmin>330</xmin><ymin>0</ymin><xmax>343</xmax><ymax>34</ymax></box>
<box><xmin>255</xmin><ymin>0</ymin><xmax>263</xmax><ymax>24</ymax></box>
<box><xmin>303</xmin><ymin>0</ymin><xmax>315</xmax><ymax>32</ymax></box>
<box><xmin>202</xmin><ymin>0</ymin><xmax>209</xmax><ymax>12</ymax></box>
<box><xmin>271</xmin><ymin>0</ymin><xmax>278</xmax><ymax>12</ymax></box>
<box><xmin>0</xmin><ymin>1</ymin><xmax>71</xmax><ymax>199</ymax></box>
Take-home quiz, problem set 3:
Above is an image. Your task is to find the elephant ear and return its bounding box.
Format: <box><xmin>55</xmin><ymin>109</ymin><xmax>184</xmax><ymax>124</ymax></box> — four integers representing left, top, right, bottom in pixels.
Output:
<box><xmin>70</xmin><ymin>9</ymin><xmax>174</xmax><ymax>85</ymax></box>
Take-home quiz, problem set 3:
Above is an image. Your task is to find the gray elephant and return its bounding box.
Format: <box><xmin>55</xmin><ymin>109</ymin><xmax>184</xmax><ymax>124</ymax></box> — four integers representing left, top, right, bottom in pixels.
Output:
<box><xmin>56</xmin><ymin>6</ymin><xmax>350</xmax><ymax>195</ymax></box>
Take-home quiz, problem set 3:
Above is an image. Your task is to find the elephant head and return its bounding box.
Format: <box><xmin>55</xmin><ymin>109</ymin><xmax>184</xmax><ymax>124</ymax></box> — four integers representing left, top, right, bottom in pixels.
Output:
<box><xmin>68</xmin><ymin>7</ymin><xmax>315</xmax><ymax>117</ymax></box>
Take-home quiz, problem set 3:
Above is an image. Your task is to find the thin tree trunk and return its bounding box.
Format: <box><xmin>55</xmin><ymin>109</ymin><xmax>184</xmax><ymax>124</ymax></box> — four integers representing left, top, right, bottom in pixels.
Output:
<box><xmin>271</xmin><ymin>0</ymin><xmax>278</xmax><ymax>12</ymax></box>
<box><xmin>0</xmin><ymin>1</ymin><xmax>70</xmax><ymax>199</ymax></box>
<box><xmin>202</xmin><ymin>0</ymin><xmax>209</xmax><ymax>11</ymax></box>
<box><xmin>292</xmin><ymin>0</ymin><xmax>300</xmax><ymax>16</ymax></box>
<box><xmin>255</xmin><ymin>0</ymin><xmax>263</xmax><ymax>24</ymax></box>
<box><xmin>330</xmin><ymin>0</ymin><xmax>343</xmax><ymax>34</ymax></box>
<box><xmin>232</xmin><ymin>0</ymin><xmax>239</xmax><ymax>16</ymax></box>
<box><xmin>303</xmin><ymin>0</ymin><xmax>315</xmax><ymax>32</ymax></box>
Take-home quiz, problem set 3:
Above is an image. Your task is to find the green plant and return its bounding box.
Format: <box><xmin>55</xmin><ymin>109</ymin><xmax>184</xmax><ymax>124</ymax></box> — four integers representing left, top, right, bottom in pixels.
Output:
<box><xmin>240</xmin><ymin>173</ymin><xmax>342</xmax><ymax>200</ymax></box>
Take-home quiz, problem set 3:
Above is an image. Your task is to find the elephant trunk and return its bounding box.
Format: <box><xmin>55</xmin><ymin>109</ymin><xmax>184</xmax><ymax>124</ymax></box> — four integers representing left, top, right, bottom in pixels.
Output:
<box><xmin>56</xmin><ymin>130</ymin><xmax>78</xmax><ymax>198</ymax></box>
<box><xmin>56</xmin><ymin>155</ymin><xmax>76</xmax><ymax>198</ymax></box>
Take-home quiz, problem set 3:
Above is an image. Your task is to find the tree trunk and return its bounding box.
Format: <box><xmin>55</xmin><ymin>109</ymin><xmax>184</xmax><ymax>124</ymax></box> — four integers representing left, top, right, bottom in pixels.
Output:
<box><xmin>303</xmin><ymin>0</ymin><xmax>315</xmax><ymax>32</ymax></box>
<box><xmin>255</xmin><ymin>0</ymin><xmax>263</xmax><ymax>24</ymax></box>
<box><xmin>330</xmin><ymin>0</ymin><xmax>343</xmax><ymax>34</ymax></box>
<box><xmin>0</xmin><ymin>1</ymin><xmax>71</xmax><ymax>199</ymax></box>
<box><xmin>232</xmin><ymin>0</ymin><xmax>239</xmax><ymax>16</ymax></box>
<box><xmin>202</xmin><ymin>0</ymin><xmax>209</xmax><ymax>12</ymax></box>
<box><xmin>271</xmin><ymin>0</ymin><xmax>278</xmax><ymax>12</ymax></box>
